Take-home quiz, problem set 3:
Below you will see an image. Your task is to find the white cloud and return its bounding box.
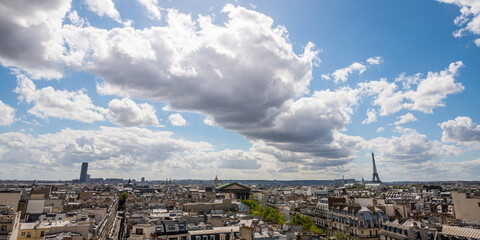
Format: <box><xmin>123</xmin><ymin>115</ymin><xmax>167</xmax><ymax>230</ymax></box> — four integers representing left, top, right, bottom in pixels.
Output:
<box><xmin>2</xmin><ymin>2</ymin><xmax>362</xmax><ymax>166</ymax></box>
<box><xmin>403</xmin><ymin>61</ymin><xmax>464</xmax><ymax>113</ymax></box>
<box><xmin>58</xmin><ymin>5</ymin><xmax>370</xmax><ymax>164</ymax></box>
<box><xmin>331</xmin><ymin>62</ymin><xmax>366</xmax><ymax>84</ymax></box>
<box><xmin>14</xmin><ymin>74</ymin><xmax>105</xmax><ymax>123</ymax></box>
<box><xmin>366</xmin><ymin>127</ymin><xmax>460</xmax><ymax>163</ymax></box>
<box><xmin>441</xmin><ymin>116</ymin><xmax>480</xmax><ymax>143</ymax></box>
<box><xmin>240</xmin><ymin>88</ymin><xmax>363</xmax><ymax>164</ymax></box>
<box><xmin>359</xmin><ymin>78</ymin><xmax>405</xmax><ymax>116</ymax></box>
<box><xmin>365</xmin><ymin>157</ymin><xmax>480</xmax><ymax>182</ymax></box>
<box><xmin>438</xmin><ymin>0</ymin><xmax>480</xmax><ymax>46</ymax></box>
<box><xmin>5</xmin><ymin>2</ymin><xmax>464</xmax><ymax>172</ymax></box>
<box><xmin>0</xmin><ymin>126</ymin><xmax>213</xmax><ymax>179</ymax></box>
<box><xmin>67</xmin><ymin>10</ymin><xmax>89</xmax><ymax>27</ymax></box>
<box><xmin>366</xmin><ymin>56</ymin><xmax>383</xmax><ymax>65</ymax></box>
<box><xmin>0</xmin><ymin>0</ymin><xmax>71</xmax><ymax>79</ymax></box>
<box><xmin>208</xmin><ymin>149</ymin><xmax>262</xmax><ymax>169</ymax></box>
<box><xmin>321</xmin><ymin>74</ymin><xmax>331</xmax><ymax>81</ymax></box>
<box><xmin>168</xmin><ymin>113</ymin><xmax>187</xmax><ymax>126</ymax></box>
<box><xmin>107</xmin><ymin>98</ymin><xmax>159</xmax><ymax>127</ymax></box>
<box><xmin>84</xmin><ymin>0</ymin><xmax>122</xmax><ymax>23</ymax></box>
<box><xmin>0</xmin><ymin>1</ymin><xmax>476</xmax><ymax>179</ymax></box>
<box><xmin>137</xmin><ymin>0</ymin><xmax>162</xmax><ymax>20</ymax></box>
<box><xmin>362</xmin><ymin>108</ymin><xmax>377</xmax><ymax>124</ymax></box>
<box><xmin>395</xmin><ymin>72</ymin><xmax>421</xmax><ymax>89</ymax></box>
<box><xmin>322</xmin><ymin>56</ymin><xmax>383</xmax><ymax>84</ymax></box>
<box><xmin>376</xmin><ymin>127</ymin><xmax>385</xmax><ymax>133</ymax></box>
<box><xmin>435</xmin><ymin>158</ymin><xmax>480</xmax><ymax>179</ymax></box>
<box><xmin>360</xmin><ymin>62</ymin><xmax>464</xmax><ymax>115</ymax></box>
<box><xmin>0</xmin><ymin>101</ymin><xmax>15</xmax><ymax>126</ymax></box>
<box><xmin>394</xmin><ymin>112</ymin><xmax>417</xmax><ymax>125</ymax></box>
<box><xmin>203</xmin><ymin>116</ymin><xmax>216</xmax><ymax>126</ymax></box>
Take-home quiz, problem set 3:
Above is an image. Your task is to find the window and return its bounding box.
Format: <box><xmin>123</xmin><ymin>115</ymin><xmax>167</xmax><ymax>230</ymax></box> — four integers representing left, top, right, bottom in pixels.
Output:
<box><xmin>136</xmin><ymin>228</ymin><xmax>144</xmax><ymax>235</ymax></box>
<box><xmin>41</xmin><ymin>231</ymin><xmax>45</xmax><ymax>237</ymax></box>
<box><xmin>168</xmin><ymin>225</ymin><xmax>176</xmax><ymax>231</ymax></box>
<box><xmin>210</xmin><ymin>235</ymin><xmax>215</xmax><ymax>240</ymax></box>
<box><xmin>1</xmin><ymin>225</ymin><xmax>6</xmax><ymax>231</ymax></box>
<box><xmin>21</xmin><ymin>232</ymin><xmax>25</xmax><ymax>236</ymax></box>
<box><xmin>27</xmin><ymin>232</ymin><xmax>31</xmax><ymax>238</ymax></box>
<box><xmin>196</xmin><ymin>236</ymin><xmax>201</xmax><ymax>240</ymax></box>
<box><xmin>427</xmin><ymin>233</ymin><xmax>434</xmax><ymax>240</ymax></box>
<box><xmin>203</xmin><ymin>236</ymin><xmax>208</xmax><ymax>240</ymax></box>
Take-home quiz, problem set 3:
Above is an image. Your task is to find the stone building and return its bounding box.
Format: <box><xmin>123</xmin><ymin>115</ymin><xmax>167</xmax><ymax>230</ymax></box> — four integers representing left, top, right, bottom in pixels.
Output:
<box><xmin>315</xmin><ymin>200</ymin><xmax>388</xmax><ymax>240</ymax></box>
<box><xmin>215</xmin><ymin>183</ymin><xmax>251</xmax><ymax>200</ymax></box>
<box><xmin>451</xmin><ymin>191</ymin><xmax>480</xmax><ymax>221</ymax></box>
<box><xmin>380</xmin><ymin>219</ymin><xmax>437</xmax><ymax>240</ymax></box>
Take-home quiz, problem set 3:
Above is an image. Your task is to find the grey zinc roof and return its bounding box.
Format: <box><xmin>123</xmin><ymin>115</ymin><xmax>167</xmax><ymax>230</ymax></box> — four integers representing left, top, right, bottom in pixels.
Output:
<box><xmin>442</xmin><ymin>225</ymin><xmax>480</xmax><ymax>239</ymax></box>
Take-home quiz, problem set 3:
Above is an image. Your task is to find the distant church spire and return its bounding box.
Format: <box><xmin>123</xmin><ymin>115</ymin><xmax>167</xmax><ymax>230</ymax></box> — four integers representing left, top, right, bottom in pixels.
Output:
<box><xmin>372</xmin><ymin>152</ymin><xmax>382</xmax><ymax>183</ymax></box>
<box><xmin>214</xmin><ymin>175</ymin><xmax>219</xmax><ymax>186</ymax></box>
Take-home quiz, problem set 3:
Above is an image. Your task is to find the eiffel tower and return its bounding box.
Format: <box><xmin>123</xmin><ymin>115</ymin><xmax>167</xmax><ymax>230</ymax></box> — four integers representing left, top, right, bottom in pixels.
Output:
<box><xmin>371</xmin><ymin>152</ymin><xmax>382</xmax><ymax>183</ymax></box>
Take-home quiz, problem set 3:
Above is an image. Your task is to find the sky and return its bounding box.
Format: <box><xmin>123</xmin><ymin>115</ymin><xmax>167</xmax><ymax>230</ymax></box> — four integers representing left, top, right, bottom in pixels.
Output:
<box><xmin>0</xmin><ymin>0</ymin><xmax>480</xmax><ymax>181</ymax></box>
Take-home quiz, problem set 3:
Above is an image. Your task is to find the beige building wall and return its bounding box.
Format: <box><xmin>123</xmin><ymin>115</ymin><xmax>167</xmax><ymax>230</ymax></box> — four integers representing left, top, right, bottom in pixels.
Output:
<box><xmin>0</xmin><ymin>192</ymin><xmax>21</xmax><ymax>212</ymax></box>
<box><xmin>129</xmin><ymin>224</ymin><xmax>156</xmax><ymax>240</ymax></box>
<box><xmin>0</xmin><ymin>211</ymin><xmax>21</xmax><ymax>240</ymax></box>
<box><xmin>452</xmin><ymin>191</ymin><xmax>480</xmax><ymax>221</ymax></box>
<box><xmin>17</xmin><ymin>227</ymin><xmax>50</xmax><ymax>240</ymax></box>
<box><xmin>30</xmin><ymin>194</ymin><xmax>45</xmax><ymax>200</ymax></box>
<box><xmin>49</xmin><ymin>223</ymin><xmax>91</xmax><ymax>239</ymax></box>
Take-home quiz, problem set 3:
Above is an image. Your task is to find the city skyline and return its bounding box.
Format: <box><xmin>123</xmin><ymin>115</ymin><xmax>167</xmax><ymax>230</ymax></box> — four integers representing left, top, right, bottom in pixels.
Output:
<box><xmin>0</xmin><ymin>0</ymin><xmax>480</xmax><ymax>181</ymax></box>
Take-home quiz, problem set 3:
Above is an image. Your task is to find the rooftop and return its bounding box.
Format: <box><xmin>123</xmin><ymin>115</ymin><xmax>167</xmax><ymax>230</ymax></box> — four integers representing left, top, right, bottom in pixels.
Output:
<box><xmin>441</xmin><ymin>226</ymin><xmax>480</xmax><ymax>239</ymax></box>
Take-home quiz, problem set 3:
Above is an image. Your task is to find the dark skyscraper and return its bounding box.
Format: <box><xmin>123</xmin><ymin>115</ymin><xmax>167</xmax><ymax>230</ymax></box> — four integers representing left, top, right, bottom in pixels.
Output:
<box><xmin>79</xmin><ymin>162</ymin><xmax>88</xmax><ymax>183</ymax></box>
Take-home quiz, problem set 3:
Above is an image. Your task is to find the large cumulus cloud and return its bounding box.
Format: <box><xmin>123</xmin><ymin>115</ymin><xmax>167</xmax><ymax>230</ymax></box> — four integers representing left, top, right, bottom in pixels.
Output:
<box><xmin>441</xmin><ymin>116</ymin><xmax>480</xmax><ymax>144</ymax></box>
<box><xmin>0</xmin><ymin>0</ymin><xmax>70</xmax><ymax>79</ymax></box>
<box><xmin>57</xmin><ymin>4</ymin><xmax>363</xmax><ymax>165</ymax></box>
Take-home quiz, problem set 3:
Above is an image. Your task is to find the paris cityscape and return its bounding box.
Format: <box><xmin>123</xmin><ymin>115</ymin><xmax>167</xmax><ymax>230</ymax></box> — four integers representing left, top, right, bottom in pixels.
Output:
<box><xmin>1</xmin><ymin>0</ymin><xmax>480</xmax><ymax>240</ymax></box>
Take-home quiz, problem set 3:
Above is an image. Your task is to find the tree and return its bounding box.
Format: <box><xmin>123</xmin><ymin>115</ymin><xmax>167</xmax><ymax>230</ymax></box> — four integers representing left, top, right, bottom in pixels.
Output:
<box><xmin>241</xmin><ymin>200</ymin><xmax>285</xmax><ymax>225</ymax></box>
<box><xmin>334</xmin><ymin>232</ymin><xmax>347</xmax><ymax>240</ymax></box>
<box><xmin>118</xmin><ymin>192</ymin><xmax>128</xmax><ymax>210</ymax></box>
<box><xmin>291</xmin><ymin>213</ymin><xmax>323</xmax><ymax>234</ymax></box>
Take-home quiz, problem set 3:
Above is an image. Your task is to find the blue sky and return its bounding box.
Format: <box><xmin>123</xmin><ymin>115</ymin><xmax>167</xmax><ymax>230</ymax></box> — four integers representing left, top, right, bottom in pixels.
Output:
<box><xmin>0</xmin><ymin>0</ymin><xmax>479</xmax><ymax>181</ymax></box>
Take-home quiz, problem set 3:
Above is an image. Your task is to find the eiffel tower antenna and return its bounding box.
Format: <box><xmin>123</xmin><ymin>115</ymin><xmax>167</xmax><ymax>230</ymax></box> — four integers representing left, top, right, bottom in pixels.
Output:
<box><xmin>372</xmin><ymin>152</ymin><xmax>382</xmax><ymax>183</ymax></box>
